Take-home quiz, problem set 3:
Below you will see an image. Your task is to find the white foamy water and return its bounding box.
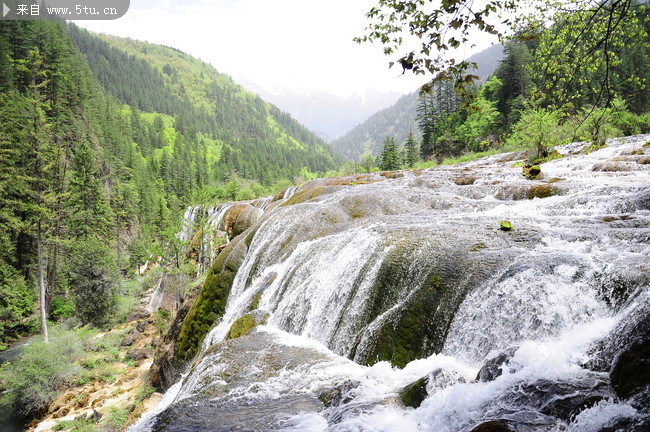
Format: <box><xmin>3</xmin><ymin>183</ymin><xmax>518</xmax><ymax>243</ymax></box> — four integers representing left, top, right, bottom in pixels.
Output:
<box><xmin>135</xmin><ymin>135</ymin><xmax>649</xmax><ymax>431</ymax></box>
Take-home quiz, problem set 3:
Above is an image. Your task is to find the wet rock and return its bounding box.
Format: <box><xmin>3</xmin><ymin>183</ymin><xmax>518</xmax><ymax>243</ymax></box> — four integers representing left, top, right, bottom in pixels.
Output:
<box><xmin>592</xmin><ymin>162</ymin><xmax>636</xmax><ymax>172</ymax></box>
<box><xmin>477</xmin><ymin>347</ymin><xmax>518</xmax><ymax>382</ymax></box>
<box><xmin>174</xmin><ymin>330</ymin><xmax>335</xmax><ymax>403</ymax></box>
<box><xmin>469</xmin><ymin>420</ymin><xmax>516</xmax><ymax>432</ymax></box>
<box><xmin>152</xmin><ymin>394</ymin><xmax>322</xmax><ymax>432</ymax></box>
<box><xmin>399</xmin><ymin>377</ymin><xmax>428</xmax><ymax>408</ymax></box>
<box><xmin>610</xmin><ymin>335</ymin><xmax>650</xmax><ymax>399</ymax></box>
<box><xmin>355</xmin><ymin>232</ymin><xmax>516</xmax><ymax>368</ymax></box>
<box><xmin>136</xmin><ymin>321</ymin><xmax>146</xmax><ymax>333</ymax></box>
<box><xmin>221</xmin><ymin>204</ymin><xmax>263</xmax><ymax>238</ymax></box>
<box><xmin>454</xmin><ymin>175</ymin><xmax>477</xmax><ymax>185</ymax></box>
<box><xmin>174</xmin><ymin>229</ymin><xmax>251</xmax><ymax>364</ymax></box>
<box><xmin>318</xmin><ymin>380</ymin><xmax>360</xmax><ymax>407</ymax></box>
<box><xmin>584</xmin><ymin>301</ymin><xmax>650</xmax><ymax>401</ymax></box>
<box><xmin>495</xmin><ymin>376</ymin><xmax>614</xmax><ymax>422</ymax></box>
<box><xmin>227</xmin><ymin>310</ymin><xmax>269</xmax><ymax>340</ymax></box>
<box><xmin>399</xmin><ymin>368</ymin><xmax>467</xmax><ymax>408</ymax></box>
<box><xmin>526</xmin><ymin>184</ymin><xmax>559</xmax><ymax>199</ymax></box>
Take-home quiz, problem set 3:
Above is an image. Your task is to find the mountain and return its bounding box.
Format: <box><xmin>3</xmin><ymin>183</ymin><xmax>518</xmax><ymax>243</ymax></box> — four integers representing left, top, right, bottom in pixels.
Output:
<box><xmin>240</xmin><ymin>83</ymin><xmax>402</xmax><ymax>142</ymax></box>
<box><xmin>0</xmin><ymin>19</ymin><xmax>341</xmax><ymax>345</ymax></box>
<box><xmin>68</xmin><ymin>29</ymin><xmax>341</xmax><ymax>183</ymax></box>
<box><xmin>331</xmin><ymin>44</ymin><xmax>504</xmax><ymax>161</ymax></box>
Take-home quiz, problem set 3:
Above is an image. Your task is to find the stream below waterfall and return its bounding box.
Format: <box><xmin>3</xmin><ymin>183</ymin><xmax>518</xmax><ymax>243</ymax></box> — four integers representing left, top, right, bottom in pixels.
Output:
<box><xmin>130</xmin><ymin>135</ymin><xmax>649</xmax><ymax>432</ymax></box>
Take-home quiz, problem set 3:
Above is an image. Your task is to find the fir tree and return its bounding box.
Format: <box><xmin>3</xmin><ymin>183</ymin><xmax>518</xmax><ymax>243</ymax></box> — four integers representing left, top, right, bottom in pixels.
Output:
<box><xmin>404</xmin><ymin>132</ymin><xmax>420</xmax><ymax>168</ymax></box>
<box><xmin>379</xmin><ymin>136</ymin><xmax>400</xmax><ymax>171</ymax></box>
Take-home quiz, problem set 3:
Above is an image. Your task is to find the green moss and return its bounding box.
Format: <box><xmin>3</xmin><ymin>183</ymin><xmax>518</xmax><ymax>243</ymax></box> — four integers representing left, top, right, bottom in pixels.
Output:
<box><xmin>399</xmin><ymin>377</ymin><xmax>428</xmax><ymax>408</ymax></box>
<box><xmin>365</xmin><ymin>275</ymin><xmax>448</xmax><ymax>368</ymax></box>
<box><xmin>227</xmin><ymin>314</ymin><xmax>257</xmax><ymax>340</ymax></box>
<box><xmin>585</xmin><ymin>142</ymin><xmax>607</xmax><ymax>154</ymax></box>
<box><xmin>526</xmin><ymin>184</ymin><xmax>559</xmax><ymax>199</ymax></box>
<box><xmin>227</xmin><ymin>311</ymin><xmax>269</xmax><ymax>340</ymax></box>
<box><xmin>249</xmin><ymin>291</ymin><xmax>263</xmax><ymax>311</ymax></box>
<box><xmin>500</xmin><ymin>221</ymin><xmax>513</xmax><ymax>231</ymax></box>
<box><xmin>175</xmin><ymin>238</ymin><xmax>246</xmax><ymax>362</ymax></box>
<box><xmin>522</xmin><ymin>164</ymin><xmax>542</xmax><ymax>179</ymax></box>
<box><xmin>279</xmin><ymin>234</ymin><xmax>294</xmax><ymax>252</ymax></box>
<box><xmin>470</xmin><ymin>242</ymin><xmax>487</xmax><ymax>251</ymax></box>
<box><xmin>350</xmin><ymin>206</ymin><xmax>364</xmax><ymax>219</ymax></box>
<box><xmin>280</xmin><ymin>187</ymin><xmax>324</xmax><ymax>207</ymax></box>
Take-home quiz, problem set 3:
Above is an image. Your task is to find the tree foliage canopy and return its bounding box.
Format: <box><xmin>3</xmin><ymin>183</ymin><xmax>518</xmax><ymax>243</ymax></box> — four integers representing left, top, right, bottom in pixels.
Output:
<box><xmin>356</xmin><ymin>0</ymin><xmax>647</xmax><ymax>100</ymax></box>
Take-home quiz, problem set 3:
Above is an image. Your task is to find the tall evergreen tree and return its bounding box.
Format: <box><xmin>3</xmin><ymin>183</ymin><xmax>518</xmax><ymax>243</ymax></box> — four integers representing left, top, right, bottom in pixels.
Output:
<box><xmin>17</xmin><ymin>47</ymin><xmax>52</xmax><ymax>343</ymax></box>
<box><xmin>404</xmin><ymin>132</ymin><xmax>420</xmax><ymax>168</ymax></box>
<box><xmin>379</xmin><ymin>136</ymin><xmax>400</xmax><ymax>171</ymax></box>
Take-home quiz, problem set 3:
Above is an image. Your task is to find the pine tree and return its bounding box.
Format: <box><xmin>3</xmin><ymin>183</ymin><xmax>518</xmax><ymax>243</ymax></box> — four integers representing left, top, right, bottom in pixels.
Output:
<box><xmin>404</xmin><ymin>132</ymin><xmax>420</xmax><ymax>168</ymax></box>
<box><xmin>379</xmin><ymin>136</ymin><xmax>400</xmax><ymax>171</ymax></box>
<box><xmin>17</xmin><ymin>47</ymin><xmax>52</xmax><ymax>343</ymax></box>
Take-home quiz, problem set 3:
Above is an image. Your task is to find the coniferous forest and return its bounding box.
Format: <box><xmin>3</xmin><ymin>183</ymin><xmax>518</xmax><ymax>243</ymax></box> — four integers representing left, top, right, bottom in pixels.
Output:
<box><xmin>0</xmin><ymin>20</ymin><xmax>339</xmax><ymax>343</ymax></box>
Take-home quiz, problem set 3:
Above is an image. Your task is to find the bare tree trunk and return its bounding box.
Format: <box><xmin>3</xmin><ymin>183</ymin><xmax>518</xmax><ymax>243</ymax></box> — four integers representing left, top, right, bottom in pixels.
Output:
<box><xmin>37</xmin><ymin>220</ymin><xmax>49</xmax><ymax>343</ymax></box>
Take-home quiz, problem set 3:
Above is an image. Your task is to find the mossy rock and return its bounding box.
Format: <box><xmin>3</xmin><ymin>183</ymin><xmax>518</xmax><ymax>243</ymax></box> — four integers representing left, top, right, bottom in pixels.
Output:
<box><xmin>175</xmin><ymin>233</ymin><xmax>249</xmax><ymax>362</ymax></box>
<box><xmin>454</xmin><ymin>175</ymin><xmax>477</xmax><ymax>185</ymax></box>
<box><xmin>399</xmin><ymin>377</ymin><xmax>428</xmax><ymax>408</ymax></box>
<box><xmin>272</xmin><ymin>187</ymin><xmax>291</xmax><ymax>202</ymax></box>
<box><xmin>380</xmin><ymin>171</ymin><xmax>404</xmax><ymax>179</ymax></box>
<box><xmin>362</xmin><ymin>274</ymin><xmax>449</xmax><ymax>368</ymax></box>
<box><xmin>249</xmin><ymin>291</ymin><xmax>264</xmax><ymax>311</ymax></box>
<box><xmin>318</xmin><ymin>380</ymin><xmax>360</xmax><ymax>408</ymax></box>
<box><xmin>526</xmin><ymin>184</ymin><xmax>559</xmax><ymax>199</ymax></box>
<box><xmin>470</xmin><ymin>242</ymin><xmax>487</xmax><ymax>252</ymax></box>
<box><xmin>500</xmin><ymin>221</ymin><xmax>513</xmax><ymax>231</ymax></box>
<box><xmin>227</xmin><ymin>311</ymin><xmax>269</xmax><ymax>340</ymax></box>
<box><xmin>280</xmin><ymin>186</ymin><xmax>325</xmax><ymax>206</ymax></box>
<box><xmin>522</xmin><ymin>164</ymin><xmax>542</xmax><ymax>179</ymax></box>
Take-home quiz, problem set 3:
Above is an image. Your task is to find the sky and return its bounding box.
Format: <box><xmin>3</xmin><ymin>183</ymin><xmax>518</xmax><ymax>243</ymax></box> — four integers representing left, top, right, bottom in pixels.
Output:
<box><xmin>77</xmin><ymin>0</ymin><xmax>492</xmax><ymax>98</ymax></box>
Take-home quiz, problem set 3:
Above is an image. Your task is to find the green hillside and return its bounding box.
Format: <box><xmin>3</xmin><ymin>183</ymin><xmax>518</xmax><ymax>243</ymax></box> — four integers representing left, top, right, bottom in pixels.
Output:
<box><xmin>69</xmin><ymin>28</ymin><xmax>341</xmax><ymax>184</ymax></box>
<box><xmin>0</xmin><ymin>20</ymin><xmax>339</xmax><ymax>345</ymax></box>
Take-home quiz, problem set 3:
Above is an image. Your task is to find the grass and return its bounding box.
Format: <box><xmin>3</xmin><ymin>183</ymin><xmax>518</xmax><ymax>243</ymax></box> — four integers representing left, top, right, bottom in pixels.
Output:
<box><xmin>412</xmin><ymin>142</ymin><xmax>530</xmax><ymax>169</ymax></box>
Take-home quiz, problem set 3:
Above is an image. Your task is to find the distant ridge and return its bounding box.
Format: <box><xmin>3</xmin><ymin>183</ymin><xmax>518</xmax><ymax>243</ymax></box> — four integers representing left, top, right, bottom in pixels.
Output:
<box><xmin>331</xmin><ymin>44</ymin><xmax>504</xmax><ymax>161</ymax></box>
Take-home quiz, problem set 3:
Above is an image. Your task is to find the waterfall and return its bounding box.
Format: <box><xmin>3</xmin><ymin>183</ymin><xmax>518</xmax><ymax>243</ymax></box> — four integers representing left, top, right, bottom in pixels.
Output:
<box><xmin>131</xmin><ymin>135</ymin><xmax>650</xmax><ymax>432</ymax></box>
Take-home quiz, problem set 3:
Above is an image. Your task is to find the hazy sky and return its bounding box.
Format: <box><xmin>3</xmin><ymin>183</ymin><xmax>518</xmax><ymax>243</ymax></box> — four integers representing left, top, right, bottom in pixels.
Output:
<box><xmin>79</xmin><ymin>0</ymin><xmax>492</xmax><ymax>97</ymax></box>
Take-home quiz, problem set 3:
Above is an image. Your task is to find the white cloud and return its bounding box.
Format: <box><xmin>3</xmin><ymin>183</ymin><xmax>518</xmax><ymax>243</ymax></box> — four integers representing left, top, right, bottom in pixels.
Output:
<box><xmin>78</xmin><ymin>0</ymin><xmax>491</xmax><ymax>97</ymax></box>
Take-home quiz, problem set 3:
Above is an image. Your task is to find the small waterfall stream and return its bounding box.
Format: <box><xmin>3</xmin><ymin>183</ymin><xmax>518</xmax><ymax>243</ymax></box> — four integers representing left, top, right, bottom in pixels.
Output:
<box><xmin>130</xmin><ymin>135</ymin><xmax>649</xmax><ymax>432</ymax></box>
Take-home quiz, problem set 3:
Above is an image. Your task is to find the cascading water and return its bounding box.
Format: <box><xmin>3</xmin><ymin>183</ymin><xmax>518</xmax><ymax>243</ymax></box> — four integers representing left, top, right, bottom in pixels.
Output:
<box><xmin>130</xmin><ymin>135</ymin><xmax>649</xmax><ymax>432</ymax></box>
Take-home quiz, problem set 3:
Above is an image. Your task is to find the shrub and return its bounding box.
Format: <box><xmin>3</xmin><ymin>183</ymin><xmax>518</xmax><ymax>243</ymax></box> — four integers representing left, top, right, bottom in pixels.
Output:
<box><xmin>0</xmin><ymin>326</ymin><xmax>87</xmax><ymax>419</ymax></box>
<box><xmin>50</xmin><ymin>296</ymin><xmax>76</xmax><ymax>322</ymax></box>
<box><xmin>101</xmin><ymin>406</ymin><xmax>129</xmax><ymax>432</ymax></box>
<box><xmin>506</xmin><ymin>108</ymin><xmax>569</xmax><ymax>158</ymax></box>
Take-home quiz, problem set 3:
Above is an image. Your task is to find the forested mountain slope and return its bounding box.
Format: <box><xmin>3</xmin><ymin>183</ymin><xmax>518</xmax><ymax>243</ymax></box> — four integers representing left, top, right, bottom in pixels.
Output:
<box><xmin>331</xmin><ymin>44</ymin><xmax>504</xmax><ymax>161</ymax></box>
<box><xmin>69</xmin><ymin>28</ymin><xmax>341</xmax><ymax>183</ymax></box>
<box><xmin>0</xmin><ymin>20</ymin><xmax>339</xmax><ymax>344</ymax></box>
